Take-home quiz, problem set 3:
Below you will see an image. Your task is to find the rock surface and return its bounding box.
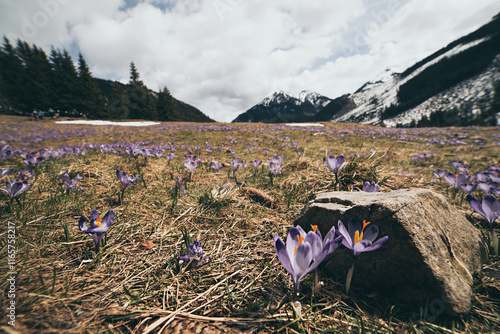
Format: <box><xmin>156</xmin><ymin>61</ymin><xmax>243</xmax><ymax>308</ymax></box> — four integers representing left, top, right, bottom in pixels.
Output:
<box><xmin>294</xmin><ymin>188</ymin><xmax>487</xmax><ymax>316</ymax></box>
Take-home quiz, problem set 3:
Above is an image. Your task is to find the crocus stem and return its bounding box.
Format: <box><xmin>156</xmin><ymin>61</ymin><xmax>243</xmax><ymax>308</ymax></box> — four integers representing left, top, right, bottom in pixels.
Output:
<box><xmin>120</xmin><ymin>188</ymin><xmax>125</xmax><ymax>205</ymax></box>
<box><xmin>335</xmin><ymin>173</ymin><xmax>339</xmax><ymax>191</ymax></box>
<box><xmin>346</xmin><ymin>258</ymin><xmax>357</xmax><ymax>294</ymax></box>
<box><xmin>315</xmin><ymin>269</ymin><xmax>318</xmax><ymax>291</ymax></box>
<box><xmin>312</xmin><ymin>269</ymin><xmax>321</xmax><ymax>295</ymax></box>
<box><xmin>492</xmin><ymin>228</ymin><xmax>498</xmax><ymax>256</ymax></box>
<box><xmin>293</xmin><ymin>281</ymin><xmax>299</xmax><ymax>302</ymax></box>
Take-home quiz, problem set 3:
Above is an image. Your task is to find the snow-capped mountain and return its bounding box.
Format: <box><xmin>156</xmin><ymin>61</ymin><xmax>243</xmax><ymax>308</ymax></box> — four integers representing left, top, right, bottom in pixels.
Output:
<box><xmin>232</xmin><ymin>90</ymin><xmax>331</xmax><ymax>123</ymax></box>
<box><xmin>233</xmin><ymin>12</ymin><xmax>500</xmax><ymax>127</ymax></box>
<box><xmin>324</xmin><ymin>13</ymin><xmax>500</xmax><ymax>127</ymax></box>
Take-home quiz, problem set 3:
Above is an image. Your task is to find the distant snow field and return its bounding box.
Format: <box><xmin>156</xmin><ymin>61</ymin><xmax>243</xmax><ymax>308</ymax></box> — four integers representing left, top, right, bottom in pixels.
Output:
<box><xmin>56</xmin><ymin>120</ymin><xmax>161</xmax><ymax>127</ymax></box>
<box><xmin>285</xmin><ymin>123</ymin><xmax>324</xmax><ymax>127</ymax></box>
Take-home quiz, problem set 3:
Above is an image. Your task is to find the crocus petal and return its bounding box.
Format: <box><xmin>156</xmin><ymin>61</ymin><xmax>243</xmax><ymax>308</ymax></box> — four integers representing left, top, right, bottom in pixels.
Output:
<box><xmin>304</xmin><ymin>231</ymin><xmax>323</xmax><ymax>260</ymax></box>
<box><xmin>294</xmin><ymin>242</ymin><xmax>312</xmax><ymax>282</ymax></box>
<box><xmin>482</xmin><ymin>194</ymin><xmax>500</xmax><ymax>224</ymax></box>
<box><xmin>78</xmin><ymin>216</ymin><xmax>88</xmax><ymax>232</ymax></box>
<box><xmin>347</xmin><ymin>217</ymin><xmax>362</xmax><ymax>245</ymax></box>
<box><xmin>323</xmin><ymin>226</ymin><xmax>336</xmax><ymax>246</ymax></box>
<box><xmin>362</xmin><ymin>225</ymin><xmax>379</xmax><ymax>243</ymax></box>
<box><xmin>466</xmin><ymin>194</ymin><xmax>486</xmax><ymax>219</ymax></box>
<box><xmin>274</xmin><ymin>233</ymin><xmax>294</xmax><ymax>276</ymax></box>
<box><xmin>363</xmin><ymin>235</ymin><xmax>389</xmax><ymax>253</ymax></box>
<box><xmin>286</xmin><ymin>227</ymin><xmax>303</xmax><ymax>257</ymax></box>
<box><xmin>61</xmin><ymin>172</ymin><xmax>70</xmax><ymax>185</ymax></box>
<box><xmin>72</xmin><ymin>174</ymin><xmax>83</xmax><ymax>185</ymax></box>
<box><xmin>444</xmin><ymin>172</ymin><xmax>457</xmax><ymax>188</ymax></box>
<box><xmin>338</xmin><ymin>220</ymin><xmax>353</xmax><ymax>249</ymax></box>
<box><xmin>90</xmin><ymin>209</ymin><xmax>100</xmax><ymax>222</ymax></box>
<box><xmin>101</xmin><ymin>209</ymin><xmax>116</xmax><ymax>230</ymax></box>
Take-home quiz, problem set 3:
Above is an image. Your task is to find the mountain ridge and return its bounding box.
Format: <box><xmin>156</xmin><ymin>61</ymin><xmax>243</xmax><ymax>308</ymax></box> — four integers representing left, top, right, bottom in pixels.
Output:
<box><xmin>232</xmin><ymin>13</ymin><xmax>500</xmax><ymax>127</ymax></box>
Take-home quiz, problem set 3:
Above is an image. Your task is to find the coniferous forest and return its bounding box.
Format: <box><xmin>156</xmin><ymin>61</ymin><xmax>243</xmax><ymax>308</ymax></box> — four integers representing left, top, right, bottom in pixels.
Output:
<box><xmin>0</xmin><ymin>37</ymin><xmax>213</xmax><ymax>122</ymax></box>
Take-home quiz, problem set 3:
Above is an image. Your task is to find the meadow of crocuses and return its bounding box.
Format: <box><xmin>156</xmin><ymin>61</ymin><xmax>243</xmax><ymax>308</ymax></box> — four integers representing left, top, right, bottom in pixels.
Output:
<box><xmin>0</xmin><ymin>115</ymin><xmax>499</xmax><ymax>333</ymax></box>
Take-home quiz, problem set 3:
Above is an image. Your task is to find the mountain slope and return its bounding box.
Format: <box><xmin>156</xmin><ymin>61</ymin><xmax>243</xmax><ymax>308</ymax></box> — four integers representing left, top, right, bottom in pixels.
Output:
<box><xmin>95</xmin><ymin>78</ymin><xmax>213</xmax><ymax>122</ymax></box>
<box><xmin>232</xmin><ymin>90</ymin><xmax>331</xmax><ymax>123</ymax></box>
<box><xmin>335</xmin><ymin>13</ymin><xmax>500</xmax><ymax>126</ymax></box>
<box><xmin>232</xmin><ymin>13</ymin><xmax>500</xmax><ymax>127</ymax></box>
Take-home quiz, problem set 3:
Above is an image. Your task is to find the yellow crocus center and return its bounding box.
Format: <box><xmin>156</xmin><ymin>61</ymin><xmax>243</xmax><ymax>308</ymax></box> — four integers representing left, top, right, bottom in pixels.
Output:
<box><xmin>127</xmin><ymin>171</ymin><xmax>131</xmax><ymax>175</ymax></box>
<box><xmin>334</xmin><ymin>154</ymin><xmax>338</xmax><ymax>158</ymax></box>
<box><xmin>311</xmin><ymin>225</ymin><xmax>318</xmax><ymax>233</ymax></box>
<box><xmin>95</xmin><ymin>216</ymin><xmax>102</xmax><ymax>228</ymax></box>
<box><xmin>294</xmin><ymin>234</ymin><xmax>304</xmax><ymax>255</ymax></box>
<box><xmin>354</xmin><ymin>220</ymin><xmax>370</xmax><ymax>245</ymax></box>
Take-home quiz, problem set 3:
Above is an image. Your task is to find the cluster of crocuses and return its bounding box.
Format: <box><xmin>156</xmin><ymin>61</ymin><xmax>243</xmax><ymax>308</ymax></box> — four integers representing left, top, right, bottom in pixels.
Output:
<box><xmin>436</xmin><ymin>161</ymin><xmax>500</xmax><ymax>196</ymax></box>
<box><xmin>432</xmin><ymin>161</ymin><xmax>500</xmax><ymax>255</ymax></box>
<box><xmin>274</xmin><ymin>217</ymin><xmax>388</xmax><ymax>311</ymax></box>
<box><xmin>411</xmin><ymin>152</ymin><xmax>435</xmax><ymax>161</ymax></box>
<box><xmin>0</xmin><ymin>167</ymin><xmax>34</xmax><ymax>209</ymax></box>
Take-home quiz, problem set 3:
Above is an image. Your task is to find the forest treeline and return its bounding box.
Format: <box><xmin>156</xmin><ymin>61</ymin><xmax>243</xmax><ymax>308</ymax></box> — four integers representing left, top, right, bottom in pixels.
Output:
<box><xmin>0</xmin><ymin>37</ymin><xmax>213</xmax><ymax>122</ymax></box>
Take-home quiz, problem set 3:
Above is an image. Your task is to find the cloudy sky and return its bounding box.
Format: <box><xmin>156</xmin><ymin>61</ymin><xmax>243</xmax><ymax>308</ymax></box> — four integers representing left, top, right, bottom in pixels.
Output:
<box><xmin>1</xmin><ymin>0</ymin><xmax>499</xmax><ymax>122</ymax></box>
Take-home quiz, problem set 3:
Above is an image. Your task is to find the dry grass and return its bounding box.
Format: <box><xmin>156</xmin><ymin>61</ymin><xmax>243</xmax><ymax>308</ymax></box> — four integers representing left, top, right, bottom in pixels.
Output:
<box><xmin>0</xmin><ymin>116</ymin><xmax>499</xmax><ymax>333</ymax></box>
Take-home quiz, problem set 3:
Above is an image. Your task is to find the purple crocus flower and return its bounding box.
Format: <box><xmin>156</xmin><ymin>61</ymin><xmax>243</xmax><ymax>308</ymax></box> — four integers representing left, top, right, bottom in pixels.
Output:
<box><xmin>268</xmin><ymin>155</ymin><xmax>285</xmax><ymax>165</ymax></box>
<box><xmin>474</xmin><ymin>172</ymin><xmax>491</xmax><ymax>182</ymax></box>
<box><xmin>433</xmin><ymin>168</ymin><xmax>447</xmax><ymax>181</ymax></box>
<box><xmin>174</xmin><ymin>177</ymin><xmax>186</xmax><ymax>196</ymax></box>
<box><xmin>23</xmin><ymin>152</ymin><xmax>45</xmax><ymax>167</ymax></box>
<box><xmin>274</xmin><ymin>225</ymin><xmax>342</xmax><ymax>302</ymax></box>
<box><xmin>338</xmin><ymin>217</ymin><xmax>389</xmax><ymax>293</ymax></box>
<box><xmin>466</xmin><ymin>194</ymin><xmax>499</xmax><ymax>255</ymax></box>
<box><xmin>450</xmin><ymin>160</ymin><xmax>465</xmax><ymax>171</ymax></box>
<box><xmin>183</xmin><ymin>155</ymin><xmax>200</xmax><ymax>174</ymax></box>
<box><xmin>267</xmin><ymin>160</ymin><xmax>284</xmax><ymax>176</ymax></box>
<box><xmin>324</xmin><ymin>154</ymin><xmax>345</xmax><ymax>174</ymax></box>
<box><xmin>61</xmin><ymin>172</ymin><xmax>84</xmax><ymax>193</ymax></box>
<box><xmin>166</xmin><ymin>152</ymin><xmax>175</xmax><ymax>161</ymax></box>
<box><xmin>230</xmin><ymin>157</ymin><xmax>245</xmax><ymax>171</ymax></box>
<box><xmin>78</xmin><ymin>209</ymin><xmax>115</xmax><ymax>253</ymax></box>
<box><xmin>362</xmin><ymin>181</ymin><xmax>379</xmax><ymax>192</ymax></box>
<box><xmin>0</xmin><ymin>167</ymin><xmax>13</xmax><ymax>184</ymax></box>
<box><xmin>178</xmin><ymin>239</ymin><xmax>211</xmax><ymax>267</ymax></box>
<box><xmin>210</xmin><ymin>160</ymin><xmax>223</xmax><ymax>172</ymax></box>
<box><xmin>1</xmin><ymin>180</ymin><xmax>32</xmax><ymax>207</ymax></box>
<box><xmin>0</xmin><ymin>144</ymin><xmax>17</xmax><ymax>160</ymax></box>
<box><xmin>460</xmin><ymin>183</ymin><xmax>477</xmax><ymax>194</ymax></box>
<box><xmin>116</xmin><ymin>169</ymin><xmax>141</xmax><ymax>203</ymax></box>
<box><xmin>15</xmin><ymin>168</ymin><xmax>36</xmax><ymax>181</ymax></box>
<box><xmin>444</xmin><ymin>172</ymin><xmax>470</xmax><ymax>189</ymax></box>
<box><xmin>251</xmin><ymin>159</ymin><xmax>262</xmax><ymax>170</ymax></box>
<box><xmin>324</xmin><ymin>154</ymin><xmax>345</xmax><ymax>187</ymax></box>
<box><xmin>116</xmin><ymin>169</ymin><xmax>141</xmax><ymax>190</ymax></box>
<box><xmin>477</xmin><ymin>181</ymin><xmax>498</xmax><ymax>194</ymax></box>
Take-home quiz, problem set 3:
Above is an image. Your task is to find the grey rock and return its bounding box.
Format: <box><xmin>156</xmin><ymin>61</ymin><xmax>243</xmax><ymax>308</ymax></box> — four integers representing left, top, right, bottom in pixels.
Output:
<box><xmin>294</xmin><ymin>188</ymin><xmax>487</xmax><ymax>316</ymax></box>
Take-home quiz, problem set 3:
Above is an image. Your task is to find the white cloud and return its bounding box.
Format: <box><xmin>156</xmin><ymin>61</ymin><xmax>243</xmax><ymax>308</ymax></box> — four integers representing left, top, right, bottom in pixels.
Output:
<box><xmin>1</xmin><ymin>0</ymin><xmax>499</xmax><ymax>122</ymax></box>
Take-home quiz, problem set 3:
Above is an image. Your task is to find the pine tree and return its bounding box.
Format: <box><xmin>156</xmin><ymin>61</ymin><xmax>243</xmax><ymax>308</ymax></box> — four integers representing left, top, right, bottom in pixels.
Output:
<box><xmin>49</xmin><ymin>49</ymin><xmax>80</xmax><ymax>112</ymax></box>
<box><xmin>24</xmin><ymin>44</ymin><xmax>52</xmax><ymax>111</ymax></box>
<box><xmin>77</xmin><ymin>53</ymin><xmax>109</xmax><ymax>119</ymax></box>
<box><xmin>157</xmin><ymin>86</ymin><xmax>180</xmax><ymax>121</ymax></box>
<box><xmin>0</xmin><ymin>37</ymin><xmax>28</xmax><ymax>111</ymax></box>
<box><xmin>110</xmin><ymin>81</ymin><xmax>129</xmax><ymax>119</ymax></box>
<box><xmin>127</xmin><ymin>61</ymin><xmax>153</xmax><ymax>120</ymax></box>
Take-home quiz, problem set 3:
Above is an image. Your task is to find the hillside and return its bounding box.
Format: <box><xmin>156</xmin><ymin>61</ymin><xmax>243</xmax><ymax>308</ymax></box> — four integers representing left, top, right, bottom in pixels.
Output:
<box><xmin>232</xmin><ymin>13</ymin><xmax>500</xmax><ymax>127</ymax></box>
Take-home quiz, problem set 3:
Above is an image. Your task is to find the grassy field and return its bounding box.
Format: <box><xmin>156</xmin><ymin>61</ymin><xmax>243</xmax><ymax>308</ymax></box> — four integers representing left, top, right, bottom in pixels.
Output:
<box><xmin>0</xmin><ymin>115</ymin><xmax>499</xmax><ymax>333</ymax></box>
